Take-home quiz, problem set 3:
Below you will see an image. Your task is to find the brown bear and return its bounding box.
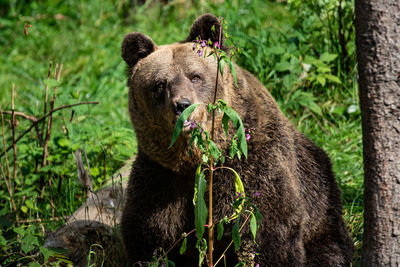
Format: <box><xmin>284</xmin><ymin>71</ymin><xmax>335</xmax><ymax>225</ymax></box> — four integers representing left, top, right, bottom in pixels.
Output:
<box><xmin>120</xmin><ymin>14</ymin><xmax>353</xmax><ymax>266</ymax></box>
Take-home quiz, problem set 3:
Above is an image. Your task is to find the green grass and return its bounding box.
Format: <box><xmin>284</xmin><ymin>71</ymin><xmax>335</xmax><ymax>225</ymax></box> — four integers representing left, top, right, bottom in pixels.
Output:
<box><xmin>0</xmin><ymin>0</ymin><xmax>362</xmax><ymax>265</ymax></box>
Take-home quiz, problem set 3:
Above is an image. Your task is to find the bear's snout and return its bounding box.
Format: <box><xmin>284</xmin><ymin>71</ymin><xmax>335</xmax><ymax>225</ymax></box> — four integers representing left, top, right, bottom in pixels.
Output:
<box><xmin>174</xmin><ymin>98</ymin><xmax>192</xmax><ymax>115</ymax></box>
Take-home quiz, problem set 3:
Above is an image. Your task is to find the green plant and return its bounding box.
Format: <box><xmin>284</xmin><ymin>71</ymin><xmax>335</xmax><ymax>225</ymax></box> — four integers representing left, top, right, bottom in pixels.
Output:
<box><xmin>0</xmin><ymin>0</ymin><xmax>362</xmax><ymax>265</ymax></box>
<box><xmin>149</xmin><ymin>17</ymin><xmax>261</xmax><ymax>267</ymax></box>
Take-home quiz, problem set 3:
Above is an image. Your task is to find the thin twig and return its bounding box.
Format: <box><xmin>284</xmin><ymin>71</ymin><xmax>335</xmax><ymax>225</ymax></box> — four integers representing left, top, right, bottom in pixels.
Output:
<box><xmin>0</xmin><ymin>106</ymin><xmax>17</xmax><ymax>212</ymax></box>
<box><xmin>41</xmin><ymin>61</ymin><xmax>53</xmax><ymax>146</ymax></box>
<box><xmin>1</xmin><ymin>111</ymin><xmax>38</xmax><ymax>122</ymax></box>
<box><xmin>337</xmin><ymin>0</ymin><xmax>348</xmax><ymax>72</ymax></box>
<box><xmin>48</xmin><ymin>177</ymin><xmax>55</xmax><ymax>219</ymax></box>
<box><xmin>213</xmin><ymin>212</ymin><xmax>252</xmax><ymax>267</ymax></box>
<box><xmin>304</xmin><ymin>107</ymin><xmax>329</xmax><ymax>135</ymax></box>
<box><xmin>0</xmin><ymin>101</ymin><xmax>99</xmax><ymax>158</ymax></box>
<box><xmin>163</xmin><ymin>228</ymin><xmax>196</xmax><ymax>257</ymax></box>
<box><xmin>18</xmin><ymin>217</ymin><xmax>64</xmax><ymax>224</ymax></box>
<box><xmin>42</xmin><ymin>63</ymin><xmax>62</xmax><ymax>167</ymax></box>
<box><xmin>103</xmin><ymin>150</ymin><xmax>107</xmax><ymax>182</ymax></box>
<box><xmin>11</xmin><ymin>84</ymin><xmax>18</xmax><ymax>188</ymax></box>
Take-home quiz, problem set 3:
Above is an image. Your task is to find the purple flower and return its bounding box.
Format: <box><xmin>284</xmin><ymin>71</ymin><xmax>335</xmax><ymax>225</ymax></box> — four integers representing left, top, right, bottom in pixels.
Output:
<box><xmin>190</xmin><ymin>122</ymin><xmax>196</xmax><ymax>130</ymax></box>
<box><xmin>192</xmin><ymin>42</ymin><xmax>196</xmax><ymax>50</ymax></box>
<box><xmin>200</xmin><ymin>40</ymin><xmax>206</xmax><ymax>48</ymax></box>
<box><xmin>255</xmin><ymin>264</ymin><xmax>260</xmax><ymax>267</ymax></box>
<box><xmin>197</xmin><ymin>49</ymin><xmax>203</xmax><ymax>57</ymax></box>
<box><xmin>254</xmin><ymin>191</ymin><xmax>261</xmax><ymax>197</ymax></box>
<box><xmin>214</xmin><ymin>42</ymin><xmax>220</xmax><ymax>49</ymax></box>
<box><xmin>246</xmin><ymin>133</ymin><xmax>251</xmax><ymax>141</ymax></box>
<box><xmin>236</xmin><ymin>192</ymin><xmax>243</xmax><ymax>199</ymax></box>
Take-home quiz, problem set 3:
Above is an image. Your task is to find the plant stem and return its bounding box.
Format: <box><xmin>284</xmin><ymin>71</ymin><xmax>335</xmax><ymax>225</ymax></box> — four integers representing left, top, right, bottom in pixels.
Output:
<box><xmin>0</xmin><ymin>106</ymin><xmax>17</xmax><ymax>213</ymax></box>
<box><xmin>11</xmin><ymin>84</ymin><xmax>18</xmax><ymax>192</ymax></box>
<box><xmin>208</xmin><ymin>20</ymin><xmax>223</xmax><ymax>267</ymax></box>
<box><xmin>41</xmin><ymin>61</ymin><xmax>53</xmax><ymax>146</ymax></box>
<box><xmin>42</xmin><ymin>63</ymin><xmax>63</xmax><ymax>167</ymax></box>
<box><xmin>163</xmin><ymin>228</ymin><xmax>196</xmax><ymax>258</ymax></box>
<box><xmin>208</xmin><ymin>157</ymin><xmax>214</xmax><ymax>267</ymax></box>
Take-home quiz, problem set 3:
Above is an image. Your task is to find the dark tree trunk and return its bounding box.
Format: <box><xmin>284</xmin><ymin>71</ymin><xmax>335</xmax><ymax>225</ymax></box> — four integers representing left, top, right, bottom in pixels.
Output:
<box><xmin>355</xmin><ymin>0</ymin><xmax>400</xmax><ymax>266</ymax></box>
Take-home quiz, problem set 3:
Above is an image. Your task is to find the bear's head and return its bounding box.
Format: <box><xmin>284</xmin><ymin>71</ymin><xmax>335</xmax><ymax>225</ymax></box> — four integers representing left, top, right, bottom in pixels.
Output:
<box><xmin>122</xmin><ymin>14</ymin><xmax>234</xmax><ymax>172</ymax></box>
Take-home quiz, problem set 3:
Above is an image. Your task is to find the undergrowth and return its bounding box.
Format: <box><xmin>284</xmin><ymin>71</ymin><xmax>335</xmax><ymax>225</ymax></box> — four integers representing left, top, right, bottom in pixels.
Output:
<box><xmin>0</xmin><ymin>0</ymin><xmax>362</xmax><ymax>266</ymax></box>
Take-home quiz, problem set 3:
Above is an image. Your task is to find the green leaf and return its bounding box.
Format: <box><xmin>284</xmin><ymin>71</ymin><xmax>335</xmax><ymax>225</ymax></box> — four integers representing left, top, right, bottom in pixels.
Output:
<box><xmin>21</xmin><ymin>205</ymin><xmax>28</xmax><ymax>213</ymax></box>
<box><xmin>320</xmin><ymin>52</ymin><xmax>337</xmax><ymax>62</ymax></box>
<box><xmin>193</xmin><ymin>165</ymin><xmax>201</xmax><ymax>205</ymax></box>
<box><xmin>219</xmin><ymin>59</ymin><xmax>226</xmax><ymax>77</ymax></box>
<box><xmin>40</xmin><ymin>246</ymin><xmax>54</xmax><ymax>262</ymax></box>
<box><xmin>233</xmin><ymin>169</ymin><xmax>245</xmax><ymax>198</ymax></box>
<box><xmin>57</xmin><ymin>138</ymin><xmax>70</xmax><ymax>148</ymax></box>
<box><xmin>225</xmin><ymin>167</ymin><xmax>246</xmax><ymax>218</ymax></box>
<box><xmin>167</xmin><ymin>260</ymin><xmax>176</xmax><ymax>267</ymax></box>
<box><xmin>90</xmin><ymin>167</ymin><xmax>100</xmax><ymax>177</ymax></box>
<box><xmin>25</xmin><ymin>199</ymin><xmax>34</xmax><ymax>209</ymax></box>
<box><xmin>249</xmin><ymin>211</ymin><xmax>257</xmax><ymax>241</ymax></box>
<box><xmin>229</xmin><ymin>137</ymin><xmax>240</xmax><ymax>160</ymax></box>
<box><xmin>232</xmin><ymin>214</ymin><xmax>241</xmax><ymax>251</ymax></box>
<box><xmin>195</xmin><ymin>238</ymin><xmax>207</xmax><ymax>266</ymax></box>
<box><xmin>227</xmin><ymin>61</ymin><xmax>238</xmax><ymax>87</ymax></box>
<box><xmin>43</xmin><ymin>79</ymin><xmax>60</xmax><ymax>87</ymax></box>
<box><xmin>201</xmin><ymin>154</ymin><xmax>208</xmax><ymax>163</ymax></box>
<box><xmin>169</xmin><ymin>103</ymin><xmax>199</xmax><ymax>148</ymax></box>
<box><xmin>29</xmin><ymin>263</ymin><xmax>41</xmax><ymax>267</ymax></box>
<box><xmin>13</xmin><ymin>227</ymin><xmax>25</xmax><ymax>236</ymax></box>
<box><xmin>324</xmin><ymin>74</ymin><xmax>342</xmax><ymax>84</ymax></box>
<box><xmin>217</xmin><ymin>220</ymin><xmax>224</xmax><ymax>240</ymax></box>
<box><xmin>0</xmin><ymin>233</ymin><xmax>7</xmax><ymax>246</ymax></box>
<box><xmin>194</xmin><ymin>166</ymin><xmax>208</xmax><ymax>243</ymax></box>
<box><xmin>207</xmin><ymin>103</ymin><xmax>213</xmax><ymax>113</ymax></box>
<box><xmin>308</xmin><ymin>102</ymin><xmax>323</xmax><ymax>116</ymax></box>
<box><xmin>255</xmin><ymin>207</ymin><xmax>262</xmax><ymax>223</ymax></box>
<box><xmin>208</xmin><ymin>140</ymin><xmax>221</xmax><ymax>162</ymax></box>
<box><xmin>222</xmin><ymin>113</ymin><xmax>229</xmax><ymax>137</ymax></box>
<box><xmin>234</xmin><ymin>263</ymin><xmax>245</xmax><ymax>267</ymax></box>
<box><xmin>22</xmin><ymin>234</ymin><xmax>39</xmax><ymax>253</ymax></box>
<box><xmin>222</xmin><ymin>107</ymin><xmax>247</xmax><ymax>158</ymax></box>
<box><xmin>275</xmin><ymin>61</ymin><xmax>291</xmax><ymax>72</ymax></box>
<box><xmin>180</xmin><ymin>237</ymin><xmax>187</xmax><ymax>255</ymax></box>
<box><xmin>267</xmin><ymin>46</ymin><xmax>285</xmax><ymax>55</ymax></box>
<box><xmin>316</xmin><ymin>75</ymin><xmax>326</xmax><ymax>86</ymax></box>
<box><xmin>317</xmin><ymin>66</ymin><xmax>331</xmax><ymax>73</ymax></box>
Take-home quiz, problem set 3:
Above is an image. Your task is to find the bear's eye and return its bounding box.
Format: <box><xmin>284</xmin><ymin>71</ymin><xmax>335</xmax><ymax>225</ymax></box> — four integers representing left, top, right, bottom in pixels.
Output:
<box><xmin>191</xmin><ymin>75</ymin><xmax>201</xmax><ymax>83</ymax></box>
<box><xmin>156</xmin><ymin>81</ymin><xmax>167</xmax><ymax>90</ymax></box>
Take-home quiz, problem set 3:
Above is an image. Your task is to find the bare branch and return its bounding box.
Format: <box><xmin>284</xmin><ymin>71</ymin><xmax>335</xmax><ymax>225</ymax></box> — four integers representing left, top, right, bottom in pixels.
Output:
<box><xmin>0</xmin><ymin>101</ymin><xmax>99</xmax><ymax>158</ymax></box>
<box><xmin>42</xmin><ymin>63</ymin><xmax>63</xmax><ymax>167</ymax></box>
<box><xmin>0</xmin><ymin>106</ymin><xmax>17</xmax><ymax>212</ymax></box>
<box><xmin>1</xmin><ymin>111</ymin><xmax>38</xmax><ymax>122</ymax></box>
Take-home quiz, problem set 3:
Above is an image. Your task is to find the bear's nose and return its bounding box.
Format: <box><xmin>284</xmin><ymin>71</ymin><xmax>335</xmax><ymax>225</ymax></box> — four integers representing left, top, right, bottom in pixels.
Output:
<box><xmin>174</xmin><ymin>98</ymin><xmax>192</xmax><ymax>115</ymax></box>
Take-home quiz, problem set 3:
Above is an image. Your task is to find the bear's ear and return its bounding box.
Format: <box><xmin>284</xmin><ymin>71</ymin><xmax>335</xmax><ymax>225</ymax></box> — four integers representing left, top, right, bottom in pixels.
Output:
<box><xmin>121</xmin><ymin>32</ymin><xmax>156</xmax><ymax>68</ymax></box>
<box><xmin>183</xmin><ymin>14</ymin><xmax>223</xmax><ymax>46</ymax></box>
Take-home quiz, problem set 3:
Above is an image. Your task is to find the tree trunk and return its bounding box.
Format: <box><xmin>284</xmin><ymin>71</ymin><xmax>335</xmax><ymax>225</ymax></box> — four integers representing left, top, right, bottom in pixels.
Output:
<box><xmin>355</xmin><ymin>0</ymin><xmax>400</xmax><ymax>266</ymax></box>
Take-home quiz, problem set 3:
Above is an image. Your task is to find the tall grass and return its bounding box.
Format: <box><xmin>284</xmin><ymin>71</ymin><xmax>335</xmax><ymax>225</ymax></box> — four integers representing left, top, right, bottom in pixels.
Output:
<box><xmin>0</xmin><ymin>0</ymin><xmax>362</xmax><ymax>265</ymax></box>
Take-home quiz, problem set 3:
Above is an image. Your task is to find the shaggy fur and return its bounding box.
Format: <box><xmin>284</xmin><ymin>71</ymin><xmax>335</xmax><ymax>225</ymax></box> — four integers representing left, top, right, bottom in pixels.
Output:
<box><xmin>120</xmin><ymin>14</ymin><xmax>353</xmax><ymax>266</ymax></box>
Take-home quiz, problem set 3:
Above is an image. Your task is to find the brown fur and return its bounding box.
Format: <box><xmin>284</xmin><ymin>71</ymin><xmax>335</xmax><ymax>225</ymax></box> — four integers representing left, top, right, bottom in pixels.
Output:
<box><xmin>120</xmin><ymin>14</ymin><xmax>353</xmax><ymax>266</ymax></box>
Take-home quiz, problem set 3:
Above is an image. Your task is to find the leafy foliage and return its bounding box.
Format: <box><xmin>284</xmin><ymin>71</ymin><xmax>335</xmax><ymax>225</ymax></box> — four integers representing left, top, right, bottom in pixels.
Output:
<box><xmin>0</xmin><ymin>0</ymin><xmax>361</xmax><ymax>265</ymax></box>
<box><xmin>193</xmin><ymin>166</ymin><xmax>208</xmax><ymax>244</ymax></box>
